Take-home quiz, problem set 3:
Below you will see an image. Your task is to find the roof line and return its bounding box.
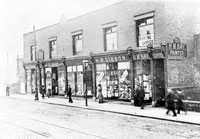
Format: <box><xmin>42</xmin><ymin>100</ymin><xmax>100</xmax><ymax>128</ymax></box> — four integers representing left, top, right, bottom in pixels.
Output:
<box><xmin>23</xmin><ymin>23</ymin><xmax>59</xmax><ymax>36</ymax></box>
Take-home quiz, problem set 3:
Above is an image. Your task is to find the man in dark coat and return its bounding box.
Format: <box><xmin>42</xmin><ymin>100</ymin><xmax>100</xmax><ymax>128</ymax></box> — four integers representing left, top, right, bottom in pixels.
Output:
<box><xmin>134</xmin><ymin>85</ymin><xmax>145</xmax><ymax>109</ymax></box>
<box><xmin>166</xmin><ymin>90</ymin><xmax>177</xmax><ymax>116</ymax></box>
<box><xmin>67</xmin><ymin>85</ymin><xmax>73</xmax><ymax>103</ymax></box>
<box><xmin>138</xmin><ymin>86</ymin><xmax>145</xmax><ymax>109</ymax></box>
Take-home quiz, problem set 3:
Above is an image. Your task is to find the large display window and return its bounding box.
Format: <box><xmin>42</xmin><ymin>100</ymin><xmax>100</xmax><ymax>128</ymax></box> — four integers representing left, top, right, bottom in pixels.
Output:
<box><xmin>134</xmin><ymin>60</ymin><xmax>152</xmax><ymax>100</ymax></box>
<box><xmin>67</xmin><ymin>65</ymin><xmax>84</xmax><ymax>96</ymax></box>
<box><xmin>96</xmin><ymin>62</ymin><xmax>130</xmax><ymax>99</ymax></box>
<box><xmin>58</xmin><ymin>66</ymin><xmax>65</xmax><ymax>94</ymax></box>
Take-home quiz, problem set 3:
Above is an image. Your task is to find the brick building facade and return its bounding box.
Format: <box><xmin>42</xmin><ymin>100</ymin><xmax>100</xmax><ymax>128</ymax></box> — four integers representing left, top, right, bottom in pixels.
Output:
<box><xmin>23</xmin><ymin>1</ymin><xmax>200</xmax><ymax>105</ymax></box>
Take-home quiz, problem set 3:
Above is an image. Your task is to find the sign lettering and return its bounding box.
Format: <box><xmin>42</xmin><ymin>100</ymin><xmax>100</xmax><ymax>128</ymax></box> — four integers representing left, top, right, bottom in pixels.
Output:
<box><xmin>167</xmin><ymin>39</ymin><xmax>187</xmax><ymax>60</ymax></box>
<box><xmin>94</xmin><ymin>55</ymin><xmax>128</xmax><ymax>63</ymax></box>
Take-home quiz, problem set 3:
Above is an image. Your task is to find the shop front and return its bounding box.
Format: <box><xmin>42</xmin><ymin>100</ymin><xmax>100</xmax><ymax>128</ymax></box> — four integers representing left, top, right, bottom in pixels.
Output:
<box><xmin>93</xmin><ymin>53</ymin><xmax>131</xmax><ymax>100</ymax></box>
<box><xmin>132</xmin><ymin>49</ymin><xmax>165</xmax><ymax>103</ymax></box>
<box><xmin>43</xmin><ymin>60</ymin><xmax>60</xmax><ymax>96</ymax></box>
<box><xmin>65</xmin><ymin>57</ymin><xmax>93</xmax><ymax>97</ymax></box>
<box><xmin>92</xmin><ymin>49</ymin><xmax>165</xmax><ymax>102</ymax></box>
<box><xmin>24</xmin><ymin>63</ymin><xmax>36</xmax><ymax>94</ymax></box>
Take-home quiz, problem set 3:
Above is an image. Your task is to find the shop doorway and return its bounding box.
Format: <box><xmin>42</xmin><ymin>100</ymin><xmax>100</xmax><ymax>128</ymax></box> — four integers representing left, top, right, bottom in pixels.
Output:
<box><xmin>153</xmin><ymin>59</ymin><xmax>165</xmax><ymax>100</ymax></box>
<box><xmin>52</xmin><ymin>67</ymin><xmax>58</xmax><ymax>95</ymax></box>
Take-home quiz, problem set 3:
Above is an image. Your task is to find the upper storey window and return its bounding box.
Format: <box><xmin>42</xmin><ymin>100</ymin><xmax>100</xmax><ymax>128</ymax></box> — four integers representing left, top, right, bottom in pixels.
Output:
<box><xmin>104</xmin><ymin>26</ymin><xmax>117</xmax><ymax>51</ymax></box>
<box><xmin>73</xmin><ymin>33</ymin><xmax>83</xmax><ymax>55</ymax></box>
<box><xmin>135</xmin><ymin>12</ymin><xmax>154</xmax><ymax>48</ymax></box>
<box><xmin>49</xmin><ymin>40</ymin><xmax>57</xmax><ymax>59</ymax></box>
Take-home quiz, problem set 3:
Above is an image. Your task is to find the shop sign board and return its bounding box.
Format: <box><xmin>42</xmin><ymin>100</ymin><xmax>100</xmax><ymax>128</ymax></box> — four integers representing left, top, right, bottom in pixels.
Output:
<box><xmin>167</xmin><ymin>37</ymin><xmax>187</xmax><ymax>60</ymax></box>
<box><xmin>94</xmin><ymin>55</ymin><xmax>128</xmax><ymax>63</ymax></box>
<box><xmin>132</xmin><ymin>53</ymin><xmax>149</xmax><ymax>60</ymax></box>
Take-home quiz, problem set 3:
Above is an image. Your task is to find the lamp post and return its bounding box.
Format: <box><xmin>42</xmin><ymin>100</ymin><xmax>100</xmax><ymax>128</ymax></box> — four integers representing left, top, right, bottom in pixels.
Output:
<box><xmin>83</xmin><ymin>59</ymin><xmax>89</xmax><ymax>106</ymax></box>
<box><xmin>35</xmin><ymin>60</ymin><xmax>39</xmax><ymax>100</ymax></box>
<box><xmin>33</xmin><ymin>25</ymin><xmax>39</xmax><ymax>100</ymax></box>
<box><xmin>127</xmin><ymin>47</ymin><xmax>134</xmax><ymax>105</ymax></box>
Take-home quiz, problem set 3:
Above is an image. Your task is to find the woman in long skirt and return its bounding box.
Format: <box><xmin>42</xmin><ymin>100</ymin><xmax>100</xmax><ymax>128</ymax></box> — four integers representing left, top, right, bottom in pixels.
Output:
<box><xmin>97</xmin><ymin>84</ymin><xmax>103</xmax><ymax>103</ymax></box>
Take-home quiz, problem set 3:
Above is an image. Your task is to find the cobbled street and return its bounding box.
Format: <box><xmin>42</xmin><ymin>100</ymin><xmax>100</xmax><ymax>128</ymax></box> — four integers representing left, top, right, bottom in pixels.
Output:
<box><xmin>0</xmin><ymin>97</ymin><xmax>200</xmax><ymax>139</ymax></box>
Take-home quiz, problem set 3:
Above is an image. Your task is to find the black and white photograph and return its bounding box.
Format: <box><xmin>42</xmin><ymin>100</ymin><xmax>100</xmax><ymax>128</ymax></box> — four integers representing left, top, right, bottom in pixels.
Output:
<box><xmin>1</xmin><ymin>0</ymin><xmax>200</xmax><ymax>138</ymax></box>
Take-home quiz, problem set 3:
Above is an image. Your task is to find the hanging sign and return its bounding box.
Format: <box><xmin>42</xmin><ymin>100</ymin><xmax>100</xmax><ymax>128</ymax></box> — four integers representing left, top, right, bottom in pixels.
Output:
<box><xmin>167</xmin><ymin>37</ymin><xmax>187</xmax><ymax>60</ymax></box>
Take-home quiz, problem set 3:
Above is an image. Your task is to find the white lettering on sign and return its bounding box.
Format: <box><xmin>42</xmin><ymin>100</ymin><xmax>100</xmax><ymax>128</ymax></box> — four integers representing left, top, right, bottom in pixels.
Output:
<box><xmin>95</xmin><ymin>56</ymin><xmax>127</xmax><ymax>63</ymax></box>
<box><xmin>133</xmin><ymin>53</ymin><xmax>149</xmax><ymax>60</ymax></box>
<box><xmin>168</xmin><ymin>43</ymin><xmax>186</xmax><ymax>50</ymax></box>
<box><xmin>169</xmin><ymin>50</ymin><xmax>184</xmax><ymax>56</ymax></box>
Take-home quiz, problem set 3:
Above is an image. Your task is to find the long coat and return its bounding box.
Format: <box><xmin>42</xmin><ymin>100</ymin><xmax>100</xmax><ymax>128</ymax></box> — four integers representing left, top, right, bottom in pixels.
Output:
<box><xmin>97</xmin><ymin>86</ymin><xmax>103</xmax><ymax>103</ymax></box>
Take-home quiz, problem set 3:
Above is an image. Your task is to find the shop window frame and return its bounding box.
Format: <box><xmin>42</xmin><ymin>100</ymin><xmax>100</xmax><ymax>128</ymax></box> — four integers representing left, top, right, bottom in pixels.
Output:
<box><xmin>135</xmin><ymin>12</ymin><xmax>155</xmax><ymax>48</ymax></box>
<box><xmin>49</xmin><ymin>40</ymin><xmax>57</xmax><ymax>59</ymax></box>
<box><xmin>72</xmin><ymin>34</ymin><xmax>83</xmax><ymax>56</ymax></box>
<box><xmin>103</xmin><ymin>26</ymin><xmax>118</xmax><ymax>51</ymax></box>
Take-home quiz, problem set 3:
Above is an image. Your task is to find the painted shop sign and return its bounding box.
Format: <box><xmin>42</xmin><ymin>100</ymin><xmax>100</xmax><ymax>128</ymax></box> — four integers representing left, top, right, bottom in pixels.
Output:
<box><xmin>133</xmin><ymin>53</ymin><xmax>149</xmax><ymax>60</ymax></box>
<box><xmin>94</xmin><ymin>55</ymin><xmax>128</xmax><ymax>63</ymax></box>
<box><xmin>132</xmin><ymin>52</ymin><xmax>164</xmax><ymax>60</ymax></box>
<box><xmin>167</xmin><ymin>37</ymin><xmax>187</xmax><ymax>60</ymax></box>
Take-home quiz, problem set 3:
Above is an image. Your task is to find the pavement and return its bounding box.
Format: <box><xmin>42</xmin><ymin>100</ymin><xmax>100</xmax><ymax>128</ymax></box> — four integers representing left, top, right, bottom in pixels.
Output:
<box><xmin>1</xmin><ymin>93</ymin><xmax>200</xmax><ymax>126</ymax></box>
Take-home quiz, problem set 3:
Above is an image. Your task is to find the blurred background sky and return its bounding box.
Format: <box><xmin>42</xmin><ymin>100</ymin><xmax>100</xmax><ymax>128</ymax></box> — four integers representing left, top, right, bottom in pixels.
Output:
<box><xmin>0</xmin><ymin>0</ymin><xmax>123</xmax><ymax>88</ymax></box>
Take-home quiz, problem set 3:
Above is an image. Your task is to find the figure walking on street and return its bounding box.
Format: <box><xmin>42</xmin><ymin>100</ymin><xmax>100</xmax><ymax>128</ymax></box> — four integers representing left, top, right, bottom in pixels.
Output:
<box><xmin>41</xmin><ymin>85</ymin><xmax>45</xmax><ymax>99</ymax></box>
<box><xmin>97</xmin><ymin>84</ymin><xmax>103</xmax><ymax>103</ymax></box>
<box><xmin>175</xmin><ymin>89</ymin><xmax>187</xmax><ymax>114</ymax></box>
<box><xmin>47</xmin><ymin>84</ymin><xmax>51</xmax><ymax>98</ymax></box>
<box><xmin>67</xmin><ymin>85</ymin><xmax>73</xmax><ymax>103</ymax></box>
<box><xmin>166</xmin><ymin>90</ymin><xmax>177</xmax><ymax>116</ymax></box>
<box><xmin>6</xmin><ymin>85</ymin><xmax>10</xmax><ymax>96</ymax></box>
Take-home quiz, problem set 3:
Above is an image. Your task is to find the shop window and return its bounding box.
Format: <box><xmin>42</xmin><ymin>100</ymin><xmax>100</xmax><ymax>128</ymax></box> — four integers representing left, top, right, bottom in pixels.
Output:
<box><xmin>30</xmin><ymin>45</ymin><xmax>35</xmax><ymax>61</ymax></box>
<box><xmin>67</xmin><ymin>66</ymin><xmax>72</xmax><ymax>72</ymax></box>
<box><xmin>77</xmin><ymin>65</ymin><xmax>83</xmax><ymax>72</ymax></box>
<box><xmin>49</xmin><ymin>40</ymin><xmax>57</xmax><ymax>59</ymax></box>
<box><xmin>107</xmin><ymin>63</ymin><xmax>118</xmax><ymax>70</ymax></box>
<box><xmin>96</xmin><ymin>64</ymin><xmax>106</xmax><ymax>71</ymax></box>
<box><xmin>136</xmin><ymin>17</ymin><xmax>154</xmax><ymax>48</ymax></box>
<box><xmin>118</xmin><ymin>62</ymin><xmax>130</xmax><ymax>70</ymax></box>
<box><xmin>73</xmin><ymin>34</ymin><xmax>82</xmax><ymax>55</ymax></box>
<box><xmin>104</xmin><ymin>26</ymin><xmax>117</xmax><ymax>51</ymax></box>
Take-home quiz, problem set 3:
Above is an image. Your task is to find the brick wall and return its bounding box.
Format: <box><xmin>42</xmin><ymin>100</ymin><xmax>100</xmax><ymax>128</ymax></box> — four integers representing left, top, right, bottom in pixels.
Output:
<box><xmin>23</xmin><ymin>24</ymin><xmax>59</xmax><ymax>62</ymax></box>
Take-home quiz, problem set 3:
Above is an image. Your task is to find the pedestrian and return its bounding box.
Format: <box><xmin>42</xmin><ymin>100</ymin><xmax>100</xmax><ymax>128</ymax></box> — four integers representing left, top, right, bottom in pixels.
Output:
<box><xmin>67</xmin><ymin>85</ymin><xmax>73</xmax><ymax>103</ymax></box>
<box><xmin>47</xmin><ymin>84</ymin><xmax>51</xmax><ymax>98</ymax></box>
<box><xmin>138</xmin><ymin>86</ymin><xmax>145</xmax><ymax>109</ymax></box>
<box><xmin>165</xmin><ymin>89</ymin><xmax>177</xmax><ymax>116</ymax></box>
<box><xmin>133</xmin><ymin>85</ymin><xmax>140</xmax><ymax>106</ymax></box>
<box><xmin>175</xmin><ymin>89</ymin><xmax>187</xmax><ymax>114</ymax></box>
<box><xmin>41</xmin><ymin>85</ymin><xmax>45</xmax><ymax>99</ymax></box>
<box><xmin>6</xmin><ymin>85</ymin><xmax>10</xmax><ymax>96</ymax></box>
<box><xmin>97</xmin><ymin>84</ymin><xmax>103</xmax><ymax>103</ymax></box>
